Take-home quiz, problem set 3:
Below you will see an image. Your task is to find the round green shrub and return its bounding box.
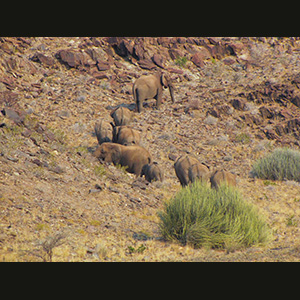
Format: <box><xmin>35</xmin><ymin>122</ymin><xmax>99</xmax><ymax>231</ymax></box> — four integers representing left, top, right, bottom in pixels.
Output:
<box><xmin>252</xmin><ymin>148</ymin><xmax>300</xmax><ymax>182</ymax></box>
<box><xmin>158</xmin><ymin>181</ymin><xmax>272</xmax><ymax>249</ymax></box>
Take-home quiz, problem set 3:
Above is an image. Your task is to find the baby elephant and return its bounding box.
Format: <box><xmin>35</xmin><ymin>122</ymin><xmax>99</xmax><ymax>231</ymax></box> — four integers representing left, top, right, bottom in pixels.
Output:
<box><xmin>210</xmin><ymin>169</ymin><xmax>237</xmax><ymax>189</ymax></box>
<box><xmin>94</xmin><ymin>142</ymin><xmax>151</xmax><ymax>176</ymax></box>
<box><xmin>112</xmin><ymin>126</ymin><xmax>141</xmax><ymax>146</ymax></box>
<box><xmin>174</xmin><ymin>154</ymin><xmax>209</xmax><ymax>187</ymax></box>
<box><xmin>111</xmin><ymin>106</ymin><xmax>132</xmax><ymax>126</ymax></box>
<box><xmin>94</xmin><ymin>120</ymin><xmax>113</xmax><ymax>144</ymax></box>
<box><xmin>141</xmin><ymin>162</ymin><xmax>164</xmax><ymax>183</ymax></box>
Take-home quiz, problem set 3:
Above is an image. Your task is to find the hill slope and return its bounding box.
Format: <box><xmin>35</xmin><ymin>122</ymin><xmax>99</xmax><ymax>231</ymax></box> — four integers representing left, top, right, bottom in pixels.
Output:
<box><xmin>1</xmin><ymin>37</ymin><xmax>300</xmax><ymax>261</ymax></box>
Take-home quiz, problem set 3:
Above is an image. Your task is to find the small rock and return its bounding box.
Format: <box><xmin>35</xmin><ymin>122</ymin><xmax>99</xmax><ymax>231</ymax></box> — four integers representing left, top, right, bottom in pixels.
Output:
<box><xmin>76</xmin><ymin>95</ymin><xmax>86</xmax><ymax>103</ymax></box>
<box><xmin>1</xmin><ymin>108</ymin><xmax>24</xmax><ymax>124</ymax></box>
<box><xmin>204</xmin><ymin>115</ymin><xmax>218</xmax><ymax>125</ymax></box>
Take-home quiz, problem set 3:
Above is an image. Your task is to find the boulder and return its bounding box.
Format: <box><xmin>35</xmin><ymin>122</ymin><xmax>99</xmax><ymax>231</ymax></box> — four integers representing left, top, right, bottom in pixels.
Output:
<box><xmin>31</xmin><ymin>52</ymin><xmax>55</xmax><ymax>66</ymax></box>
<box><xmin>152</xmin><ymin>54</ymin><xmax>165</xmax><ymax>68</ymax></box>
<box><xmin>191</xmin><ymin>52</ymin><xmax>205</xmax><ymax>68</ymax></box>
<box><xmin>137</xmin><ymin>59</ymin><xmax>156</xmax><ymax>70</ymax></box>
<box><xmin>56</xmin><ymin>49</ymin><xmax>90</xmax><ymax>68</ymax></box>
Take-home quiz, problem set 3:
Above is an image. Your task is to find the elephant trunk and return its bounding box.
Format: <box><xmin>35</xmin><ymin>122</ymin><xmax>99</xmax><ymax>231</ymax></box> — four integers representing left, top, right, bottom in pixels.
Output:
<box><xmin>169</xmin><ymin>85</ymin><xmax>175</xmax><ymax>103</ymax></box>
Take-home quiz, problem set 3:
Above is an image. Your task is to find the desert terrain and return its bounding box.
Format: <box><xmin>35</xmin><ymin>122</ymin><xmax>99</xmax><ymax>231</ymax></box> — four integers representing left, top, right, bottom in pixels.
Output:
<box><xmin>1</xmin><ymin>37</ymin><xmax>300</xmax><ymax>261</ymax></box>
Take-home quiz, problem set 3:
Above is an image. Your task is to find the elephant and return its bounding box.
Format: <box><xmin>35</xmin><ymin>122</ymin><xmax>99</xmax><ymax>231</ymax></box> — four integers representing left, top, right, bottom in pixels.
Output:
<box><xmin>132</xmin><ymin>73</ymin><xmax>175</xmax><ymax>112</ymax></box>
<box><xmin>94</xmin><ymin>119</ymin><xmax>113</xmax><ymax>144</ymax></box>
<box><xmin>174</xmin><ymin>154</ymin><xmax>209</xmax><ymax>187</ymax></box>
<box><xmin>112</xmin><ymin>125</ymin><xmax>141</xmax><ymax>146</ymax></box>
<box><xmin>210</xmin><ymin>169</ymin><xmax>237</xmax><ymax>189</ymax></box>
<box><xmin>188</xmin><ymin>163</ymin><xmax>210</xmax><ymax>184</ymax></box>
<box><xmin>141</xmin><ymin>162</ymin><xmax>164</xmax><ymax>183</ymax></box>
<box><xmin>111</xmin><ymin>106</ymin><xmax>132</xmax><ymax>126</ymax></box>
<box><xmin>94</xmin><ymin>142</ymin><xmax>152</xmax><ymax>176</ymax></box>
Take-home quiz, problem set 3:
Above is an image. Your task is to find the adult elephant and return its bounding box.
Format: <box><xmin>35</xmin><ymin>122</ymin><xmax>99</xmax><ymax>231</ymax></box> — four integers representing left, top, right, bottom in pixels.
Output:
<box><xmin>132</xmin><ymin>73</ymin><xmax>175</xmax><ymax>112</ymax></box>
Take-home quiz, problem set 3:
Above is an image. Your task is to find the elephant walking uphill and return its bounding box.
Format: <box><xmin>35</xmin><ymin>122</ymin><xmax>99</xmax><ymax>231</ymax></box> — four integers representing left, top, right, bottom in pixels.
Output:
<box><xmin>132</xmin><ymin>73</ymin><xmax>175</xmax><ymax>112</ymax></box>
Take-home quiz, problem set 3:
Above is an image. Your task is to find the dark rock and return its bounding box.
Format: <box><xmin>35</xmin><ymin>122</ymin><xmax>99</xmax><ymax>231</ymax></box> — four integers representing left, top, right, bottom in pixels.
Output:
<box><xmin>287</xmin><ymin>118</ymin><xmax>300</xmax><ymax>133</ymax></box>
<box><xmin>291</xmin><ymin>91</ymin><xmax>300</xmax><ymax>107</ymax></box>
<box><xmin>31</xmin><ymin>158</ymin><xmax>48</xmax><ymax>167</ymax></box>
<box><xmin>230</xmin><ymin>98</ymin><xmax>246</xmax><ymax>111</ymax></box>
<box><xmin>259</xmin><ymin>106</ymin><xmax>274</xmax><ymax>119</ymax></box>
<box><xmin>275</xmin><ymin>124</ymin><xmax>287</xmax><ymax>136</ymax></box>
<box><xmin>264</xmin><ymin>128</ymin><xmax>279</xmax><ymax>140</ymax></box>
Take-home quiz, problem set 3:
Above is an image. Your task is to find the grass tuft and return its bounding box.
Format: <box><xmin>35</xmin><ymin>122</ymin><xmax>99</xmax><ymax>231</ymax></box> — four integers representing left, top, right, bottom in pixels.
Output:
<box><xmin>158</xmin><ymin>181</ymin><xmax>272</xmax><ymax>250</ymax></box>
<box><xmin>251</xmin><ymin>148</ymin><xmax>300</xmax><ymax>182</ymax></box>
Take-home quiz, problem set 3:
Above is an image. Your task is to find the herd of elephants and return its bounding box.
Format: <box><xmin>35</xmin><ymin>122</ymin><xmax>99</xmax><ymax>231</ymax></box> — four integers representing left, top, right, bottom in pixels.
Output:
<box><xmin>93</xmin><ymin>72</ymin><xmax>237</xmax><ymax>189</ymax></box>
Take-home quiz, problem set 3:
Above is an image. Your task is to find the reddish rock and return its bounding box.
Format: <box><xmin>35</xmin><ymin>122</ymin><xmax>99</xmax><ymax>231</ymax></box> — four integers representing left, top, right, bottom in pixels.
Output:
<box><xmin>0</xmin><ymin>91</ymin><xmax>19</xmax><ymax>107</ymax></box>
<box><xmin>0</xmin><ymin>75</ymin><xmax>16</xmax><ymax>90</ymax></box>
<box><xmin>31</xmin><ymin>52</ymin><xmax>55</xmax><ymax>66</ymax></box>
<box><xmin>133</xmin><ymin>44</ymin><xmax>145</xmax><ymax>60</ymax></box>
<box><xmin>191</xmin><ymin>53</ymin><xmax>205</xmax><ymax>68</ymax></box>
<box><xmin>90</xmin><ymin>67</ymin><xmax>109</xmax><ymax>79</ymax></box>
<box><xmin>96</xmin><ymin>60</ymin><xmax>110</xmax><ymax>71</ymax></box>
<box><xmin>152</xmin><ymin>54</ymin><xmax>165</xmax><ymax>68</ymax></box>
<box><xmin>166</xmin><ymin>67</ymin><xmax>184</xmax><ymax>75</ymax></box>
<box><xmin>168</xmin><ymin>48</ymin><xmax>185</xmax><ymax>60</ymax></box>
<box><xmin>226</xmin><ymin>41</ymin><xmax>246</xmax><ymax>56</ymax></box>
<box><xmin>123</xmin><ymin>40</ymin><xmax>135</xmax><ymax>56</ymax></box>
<box><xmin>57</xmin><ymin>49</ymin><xmax>89</xmax><ymax>68</ymax></box>
<box><xmin>137</xmin><ymin>59</ymin><xmax>156</xmax><ymax>70</ymax></box>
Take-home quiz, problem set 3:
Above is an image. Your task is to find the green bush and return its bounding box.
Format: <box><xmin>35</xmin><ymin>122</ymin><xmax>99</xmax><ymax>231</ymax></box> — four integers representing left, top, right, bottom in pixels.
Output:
<box><xmin>175</xmin><ymin>56</ymin><xmax>188</xmax><ymax>68</ymax></box>
<box><xmin>251</xmin><ymin>148</ymin><xmax>300</xmax><ymax>182</ymax></box>
<box><xmin>158</xmin><ymin>181</ymin><xmax>272</xmax><ymax>250</ymax></box>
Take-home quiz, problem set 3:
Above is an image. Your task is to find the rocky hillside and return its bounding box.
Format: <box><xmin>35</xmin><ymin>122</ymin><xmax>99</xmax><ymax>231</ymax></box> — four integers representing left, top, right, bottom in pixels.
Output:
<box><xmin>1</xmin><ymin>37</ymin><xmax>300</xmax><ymax>261</ymax></box>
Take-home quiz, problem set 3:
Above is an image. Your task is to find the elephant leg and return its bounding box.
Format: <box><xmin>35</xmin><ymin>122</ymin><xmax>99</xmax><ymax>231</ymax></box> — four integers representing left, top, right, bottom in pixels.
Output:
<box><xmin>135</xmin><ymin>88</ymin><xmax>144</xmax><ymax>113</ymax></box>
<box><xmin>155</xmin><ymin>88</ymin><xmax>163</xmax><ymax>109</ymax></box>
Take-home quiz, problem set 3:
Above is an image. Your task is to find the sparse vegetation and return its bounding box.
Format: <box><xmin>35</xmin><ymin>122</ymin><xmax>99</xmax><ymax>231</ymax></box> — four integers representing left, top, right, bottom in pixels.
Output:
<box><xmin>252</xmin><ymin>148</ymin><xmax>300</xmax><ymax>182</ymax></box>
<box><xmin>2</xmin><ymin>37</ymin><xmax>300</xmax><ymax>261</ymax></box>
<box><xmin>235</xmin><ymin>132</ymin><xmax>251</xmax><ymax>144</ymax></box>
<box><xmin>175</xmin><ymin>56</ymin><xmax>188</xmax><ymax>68</ymax></box>
<box><xmin>158</xmin><ymin>181</ymin><xmax>272</xmax><ymax>250</ymax></box>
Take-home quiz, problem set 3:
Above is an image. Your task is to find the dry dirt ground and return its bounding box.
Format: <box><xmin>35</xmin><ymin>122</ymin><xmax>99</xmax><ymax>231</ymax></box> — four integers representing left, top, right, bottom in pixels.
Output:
<box><xmin>1</xmin><ymin>37</ymin><xmax>300</xmax><ymax>261</ymax></box>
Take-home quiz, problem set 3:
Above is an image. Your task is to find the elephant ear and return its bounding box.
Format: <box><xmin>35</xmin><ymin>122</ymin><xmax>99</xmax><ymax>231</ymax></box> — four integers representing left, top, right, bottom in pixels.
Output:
<box><xmin>110</xmin><ymin>146</ymin><xmax>121</xmax><ymax>164</ymax></box>
<box><xmin>160</xmin><ymin>74</ymin><xmax>168</xmax><ymax>88</ymax></box>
